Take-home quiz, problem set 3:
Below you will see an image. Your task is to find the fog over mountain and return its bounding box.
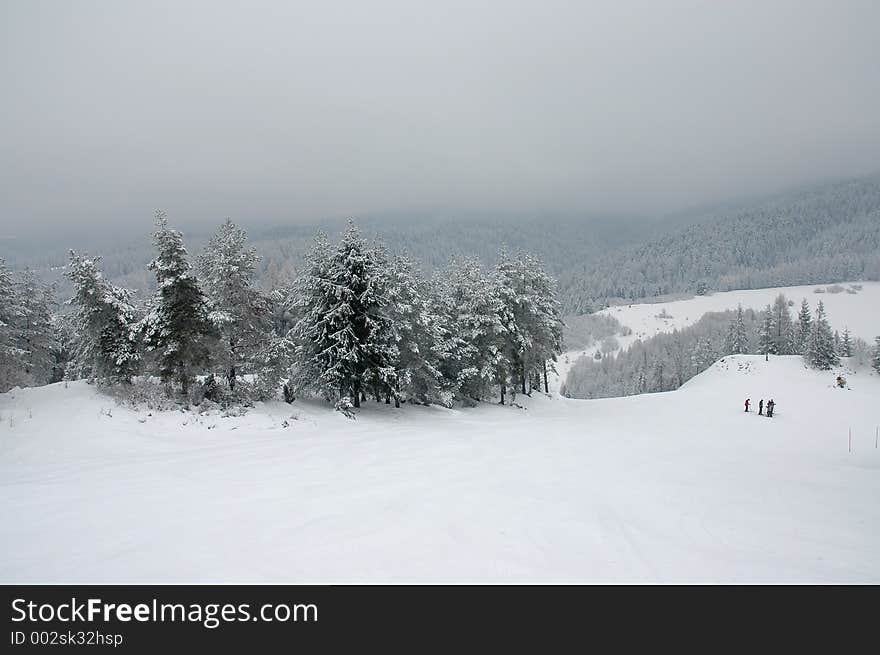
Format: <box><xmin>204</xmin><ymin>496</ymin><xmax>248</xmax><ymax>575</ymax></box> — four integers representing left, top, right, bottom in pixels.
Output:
<box><xmin>3</xmin><ymin>0</ymin><xmax>880</xmax><ymax>238</ymax></box>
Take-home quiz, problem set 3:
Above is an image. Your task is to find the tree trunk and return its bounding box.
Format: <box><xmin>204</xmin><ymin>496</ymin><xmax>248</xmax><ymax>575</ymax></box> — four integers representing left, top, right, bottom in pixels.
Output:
<box><xmin>543</xmin><ymin>360</ymin><xmax>548</xmax><ymax>393</ymax></box>
<box><xmin>394</xmin><ymin>396</ymin><xmax>400</xmax><ymax>408</ymax></box>
<box><xmin>521</xmin><ymin>364</ymin><xmax>527</xmax><ymax>395</ymax></box>
<box><xmin>228</xmin><ymin>337</ymin><xmax>237</xmax><ymax>390</ymax></box>
<box><xmin>500</xmin><ymin>383</ymin><xmax>506</xmax><ymax>405</ymax></box>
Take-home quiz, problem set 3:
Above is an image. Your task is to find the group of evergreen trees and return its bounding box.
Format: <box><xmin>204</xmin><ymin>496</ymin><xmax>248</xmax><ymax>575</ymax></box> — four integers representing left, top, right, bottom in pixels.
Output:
<box><xmin>1</xmin><ymin>215</ymin><xmax>565</xmax><ymax>410</ymax></box>
<box><xmin>754</xmin><ymin>295</ymin><xmax>845</xmax><ymax>370</ymax></box>
<box><xmin>287</xmin><ymin>224</ymin><xmax>564</xmax><ymax>409</ymax></box>
<box><xmin>0</xmin><ymin>260</ymin><xmax>62</xmax><ymax>392</ymax></box>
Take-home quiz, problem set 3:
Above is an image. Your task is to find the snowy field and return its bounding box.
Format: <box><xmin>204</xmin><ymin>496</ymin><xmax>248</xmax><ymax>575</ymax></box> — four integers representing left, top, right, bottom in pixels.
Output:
<box><xmin>1</xmin><ymin>355</ymin><xmax>878</xmax><ymax>583</ymax></box>
<box><xmin>597</xmin><ymin>281</ymin><xmax>880</xmax><ymax>352</ymax></box>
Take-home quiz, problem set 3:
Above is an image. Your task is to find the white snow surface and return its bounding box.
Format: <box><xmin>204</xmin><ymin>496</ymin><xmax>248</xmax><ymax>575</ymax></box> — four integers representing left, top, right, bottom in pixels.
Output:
<box><xmin>2</xmin><ymin>355</ymin><xmax>879</xmax><ymax>583</ymax></box>
<box><xmin>597</xmin><ymin>281</ymin><xmax>880</xmax><ymax>352</ymax></box>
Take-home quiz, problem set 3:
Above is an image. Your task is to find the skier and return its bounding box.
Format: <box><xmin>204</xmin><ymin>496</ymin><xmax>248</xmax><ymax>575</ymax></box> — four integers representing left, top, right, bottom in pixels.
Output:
<box><xmin>744</xmin><ymin>398</ymin><xmax>750</xmax><ymax>413</ymax></box>
<box><xmin>767</xmin><ymin>399</ymin><xmax>775</xmax><ymax>418</ymax></box>
<box><xmin>758</xmin><ymin>399</ymin><xmax>764</xmax><ymax>416</ymax></box>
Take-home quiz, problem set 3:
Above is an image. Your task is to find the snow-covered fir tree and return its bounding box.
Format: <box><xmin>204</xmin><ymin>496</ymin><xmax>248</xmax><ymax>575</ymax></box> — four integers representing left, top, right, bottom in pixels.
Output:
<box><xmin>0</xmin><ymin>259</ymin><xmax>25</xmax><ymax>391</ymax></box>
<box><xmin>513</xmin><ymin>251</ymin><xmax>564</xmax><ymax>394</ymax></box>
<box><xmin>692</xmin><ymin>335</ymin><xmax>720</xmax><ymax>371</ymax></box>
<box><xmin>493</xmin><ymin>249</ymin><xmax>564</xmax><ymax>399</ymax></box>
<box><xmin>758</xmin><ymin>305</ymin><xmax>775</xmax><ymax>358</ymax></box>
<box><xmin>65</xmin><ymin>251</ymin><xmax>139</xmax><ymax>384</ymax></box>
<box><xmin>286</xmin><ymin>232</ymin><xmax>332</xmax><ymax>399</ymax></box>
<box><xmin>805</xmin><ymin>300</ymin><xmax>839</xmax><ymax>370</ymax></box>
<box><xmin>382</xmin><ymin>253</ymin><xmax>447</xmax><ymax>406</ymax></box>
<box><xmin>138</xmin><ymin>212</ymin><xmax>214</xmax><ymax>395</ymax></box>
<box><xmin>435</xmin><ymin>257</ymin><xmax>507</xmax><ymax>404</ymax></box>
<box><xmin>873</xmin><ymin>336</ymin><xmax>880</xmax><ymax>374</ymax></box>
<box><xmin>13</xmin><ymin>270</ymin><xmax>58</xmax><ymax>387</ymax></box>
<box><xmin>770</xmin><ymin>294</ymin><xmax>795</xmax><ymax>354</ymax></box>
<box><xmin>840</xmin><ymin>328</ymin><xmax>853</xmax><ymax>358</ymax></box>
<box><xmin>493</xmin><ymin>249</ymin><xmax>526</xmax><ymax>401</ymax></box>
<box><xmin>288</xmin><ymin>223</ymin><xmax>394</xmax><ymax>408</ymax></box>
<box><xmin>197</xmin><ymin>218</ymin><xmax>280</xmax><ymax>397</ymax></box>
<box><xmin>725</xmin><ymin>304</ymin><xmax>749</xmax><ymax>354</ymax></box>
<box><xmin>794</xmin><ymin>298</ymin><xmax>812</xmax><ymax>355</ymax></box>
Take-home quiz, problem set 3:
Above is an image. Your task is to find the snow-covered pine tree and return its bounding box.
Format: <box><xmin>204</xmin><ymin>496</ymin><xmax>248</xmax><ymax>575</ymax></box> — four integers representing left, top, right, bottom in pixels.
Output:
<box><xmin>758</xmin><ymin>305</ymin><xmax>775</xmax><ymax>359</ymax></box>
<box><xmin>356</xmin><ymin>242</ymin><xmax>401</xmax><ymax>406</ymax></box>
<box><xmin>0</xmin><ymin>258</ymin><xmax>26</xmax><ymax>391</ymax></box>
<box><xmin>725</xmin><ymin>304</ymin><xmax>749</xmax><ymax>354</ymax></box>
<box><xmin>50</xmin><ymin>311</ymin><xmax>75</xmax><ymax>383</ymax></box>
<box><xmin>288</xmin><ymin>222</ymin><xmax>393</xmax><ymax>408</ymax></box>
<box><xmin>667</xmin><ymin>330</ymin><xmax>692</xmax><ymax>387</ymax></box>
<box><xmin>795</xmin><ymin>299</ymin><xmax>812</xmax><ymax>355</ymax></box>
<box><xmin>494</xmin><ymin>249</ymin><xmax>564</xmax><ymax>398</ymax></box>
<box><xmin>771</xmin><ymin>294</ymin><xmax>795</xmax><ymax>354</ymax></box>
<box><xmin>833</xmin><ymin>330</ymin><xmax>841</xmax><ymax>357</ymax></box>
<box><xmin>521</xmin><ymin>251</ymin><xmax>564</xmax><ymax>393</ymax></box>
<box><xmin>285</xmin><ymin>232</ymin><xmax>331</xmax><ymax>399</ymax></box>
<box><xmin>493</xmin><ymin>249</ymin><xmax>527</xmax><ymax>400</ymax></box>
<box><xmin>382</xmin><ymin>253</ymin><xmax>445</xmax><ymax>406</ymax></box>
<box><xmin>435</xmin><ymin>257</ymin><xmax>507</xmax><ymax>404</ymax></box>
<box><xmin>873</xmin><ymin>336</ymin><xmax>880</xmax><ymax>374</ymax></box>
<box><xmin>197</xmin><ymin>218</ymin><xmax>277</xmax><ymax>396</ymax></box>
<box><xmin>65</xmin><ymin>251</ymin><xmax>139</xmax><ymax>384</ymax></box>
<box><xmin>139</xmin><ymin>211</ymin><xmax>214</xmax><ymax>395</ymax></box>
<box><xmin>692</xmin><ymin>336</ymin><xmax>720</xmax><ymax>371</ymax></box>
<box><xmin>840</xmin><ymin>327</ymin><xmax>853</xmax><ymax>358</ymax></box>
<box><xmin>650</xmin><ymin>356</ymin><xmax>665</xmax><ymax>392</ymax></box>
<box><xmin>805</xmin><ymin>300</ymin><xmax>839</xmax><ymax>370</ymax></box>
<box><xmin>14</xmin><ymin>269</ymin><xmax>58</xmax><ymax>387</ymax></box>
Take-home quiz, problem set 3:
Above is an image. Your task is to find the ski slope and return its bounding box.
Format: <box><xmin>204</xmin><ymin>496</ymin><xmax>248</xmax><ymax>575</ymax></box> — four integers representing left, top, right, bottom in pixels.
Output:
<box><xmin>597</xmin><ymin>281</ymin><xmax>880</xmax><ymax>352</ymax></box>
<box><xmin>2</xmin><ymin>355</ymin><xmax>878</xmax><ymax>583</ymax></box>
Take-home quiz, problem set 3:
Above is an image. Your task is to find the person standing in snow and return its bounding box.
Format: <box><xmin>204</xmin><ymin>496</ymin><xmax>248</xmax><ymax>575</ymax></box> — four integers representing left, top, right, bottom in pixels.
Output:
<box><xmin>744</xmin><ymin>398</ymin><xmax>750</xmax><ymax>412</ymax></box>
<box><xmin>767</xmin><ymin>399</ymin><xmax>775</xmax><ymax>417</ymax></box>
<box><xmin>758</xmin><ymin>399</ymin><xmax>764</xmax><ymax>415</ymax></box>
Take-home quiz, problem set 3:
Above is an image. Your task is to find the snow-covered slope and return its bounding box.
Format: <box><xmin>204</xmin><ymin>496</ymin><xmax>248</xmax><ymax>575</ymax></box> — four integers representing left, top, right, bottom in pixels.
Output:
<box><xmin>2</xmin><ymin>356</ymin><xmax>878</xmax><ymax>583</ymax></box>
<box><xmin>598</xmin><ymin>281</ymin><xmax>880</xmax><ymax>351</ymax></box>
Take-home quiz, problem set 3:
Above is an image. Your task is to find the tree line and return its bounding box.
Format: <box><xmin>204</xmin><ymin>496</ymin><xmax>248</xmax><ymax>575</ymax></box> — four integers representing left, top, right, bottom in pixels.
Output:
<box><xmin>0</xmin><ymin>214</ymin><xmax>565</xmax><ymax>413</ymax></box>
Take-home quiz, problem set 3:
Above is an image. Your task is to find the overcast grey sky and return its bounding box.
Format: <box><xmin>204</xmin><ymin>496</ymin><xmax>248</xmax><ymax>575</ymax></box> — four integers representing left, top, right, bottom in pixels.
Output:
<box><xmin>2</xmin><ymin>0</ymin><xmax>879</xmax><ymax>236</ymax></box>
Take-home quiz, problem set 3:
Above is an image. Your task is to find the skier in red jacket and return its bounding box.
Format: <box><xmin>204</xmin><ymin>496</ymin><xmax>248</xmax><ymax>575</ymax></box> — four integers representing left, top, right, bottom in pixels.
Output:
<box><xmin>744</xmin><ymin>398</ymin><xmax>750</xmax><ymax>413</ymax></box>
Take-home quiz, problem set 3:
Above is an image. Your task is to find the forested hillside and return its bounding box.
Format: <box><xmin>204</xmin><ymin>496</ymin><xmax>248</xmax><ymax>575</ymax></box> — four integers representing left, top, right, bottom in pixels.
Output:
<box><xmin>558</xmin><ymin>175</ymin><xmax>880</xmax><ymax>312</ymax></box>
<box><xmin>2</xmin><ymin>174</ymin><xmax>879</xmax><ymax>314</ymax></box>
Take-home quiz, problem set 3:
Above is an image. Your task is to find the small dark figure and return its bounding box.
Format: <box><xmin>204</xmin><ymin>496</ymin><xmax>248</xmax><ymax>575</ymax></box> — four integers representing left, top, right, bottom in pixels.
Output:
<box><xmin>744</xmin><ymin>398</ymin><xmax>750</xmax><ymax>413</ymax></box>
<box><xmin>282</xmin><ymin>382</ymin><xmax>295</xmax><ymax>404</ymax></box>
<box><xmin>758</xmin><ymin>399</ymin><xmax>764</xmax><ymax>415</ymax></box>
<box><xmin>767</xmin><ymin>399</ymin><xmax>775</xmax><ymax>418</ymax></box>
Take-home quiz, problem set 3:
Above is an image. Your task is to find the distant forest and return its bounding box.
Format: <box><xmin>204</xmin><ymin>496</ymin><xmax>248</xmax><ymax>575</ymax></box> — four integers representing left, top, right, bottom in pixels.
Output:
<box><xmin>3</xmin><ymin>173</ymin><xmax>879</xmax><ymax>315</ymax></box>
